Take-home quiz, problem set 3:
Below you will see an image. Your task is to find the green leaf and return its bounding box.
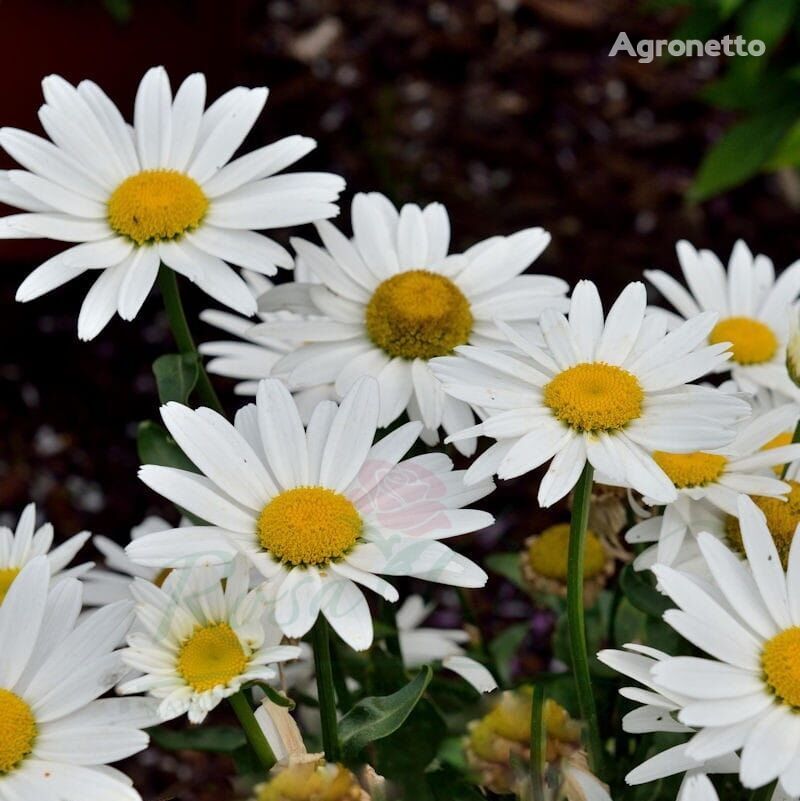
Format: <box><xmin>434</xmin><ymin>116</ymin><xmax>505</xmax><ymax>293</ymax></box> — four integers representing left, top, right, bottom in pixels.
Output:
<box><xmin>689</xmin><ymin>106</ymin><xmax>799</xmax><ymax>200</ymax></box>
<box><xmin>153</xmin><ymin>353</ymin><xmax>200</xmax><ymax>405</ymax></box>
<box><xmin>765</xmin><ymin>117</ymin><xmax>800</xmax><ymax>168</ymax></box>
<box><xmin>137</xmin><ymin>421</ymin><xmax>196</xmax><ymax>472</ymax></box>
<box><xmin>339</xmin><ymin>666</ymin><xmax>432</xmax><ymax>758</ymax></box>
<box><xmin>484</xmin><ymin>552</ymin><xmax>526</xmax><ymax>591</ymax></box>
<box><xmin>488</xmin><ymin>622</ymin><xmax>528</xmax><ymax>688</ymax></box>
<box><xmin>150</xmin><ymin>725</ymin><xmax>246</xmax><ymax>753</ymax></box>
<box><xmin>739</xmin><ymin>0</ymin><xmax>797</xmax><ymax>48</ymax></box>
<box><xmin>619</xmin><ymin>564</ymin><xmax>672</xmax><ymax>619</ymax></box>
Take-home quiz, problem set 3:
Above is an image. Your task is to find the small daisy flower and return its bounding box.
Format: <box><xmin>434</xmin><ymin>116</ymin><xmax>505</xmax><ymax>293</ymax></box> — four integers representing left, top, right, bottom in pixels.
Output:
<box><xmin>199</xmin><ymin>269</ymin><xmax>334</xmax><ymax>419</ymax></box>
<box><xmin>645</xmin><ymin>494</ymin><xmax>800</xmax><ymax>794</ymax></box>
<box><xmin>119</xmin><ymin>557</ymin><xmax>300</xmax><ymax>723</ymax></box>
<box><xmin>0</xmin><ymin>557</ymin><xmax>155</xmax><ymax>800</ymax></box>
<box><xmin>645</xmin><ymin>240</ymin><xmax>800</xmax><ymax>398</ymax></box>
<box><xmin>521</xmin><ymin>522</ymin><xmax>619</xmax><ymax>606</ymax></box>
<box><xmin>597</xmin><ymin>645</ymin><xmax>739</xmax><ymax>796</ymax></box>
<box><xmin>0</xmin><ymin>502</ymin><xmax>91</xmax><ymax>604</ymax></box>
<box><xmin>465</xmin><ymin>689</ymin><xmax>611</xmax><ymax>801</ymax></box>
<box><xmin>396</xmin><ymin>595</ymin><xmax>497</xmax><ymax>694</ymax></box>
<box><xmin>0</xmin><ymin>67</ymin><xmax>345</xmax><ymax>340</ymax></box>
<box><xmin>126</xmin><ymin>377</ymin><xmax>493</xmax><ymax>651</ymax></box>
<box><xmin>257</xmin><ymin>191</ymin><xmax>566</xmax><ymax>454</ymax></box>
<box><xmin>432</xmin><ymin>280</ymin><xmax>749</xmax><ymax>507</ymax></box>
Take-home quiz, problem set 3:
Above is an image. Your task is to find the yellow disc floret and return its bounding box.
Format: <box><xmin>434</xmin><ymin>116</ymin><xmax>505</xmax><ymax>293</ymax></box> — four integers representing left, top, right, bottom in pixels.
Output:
<box><xmin>365</xmin><ymin>270</ymin><xmax>473</xmax><ymax>360</ymax></box>
<box><xmin>254</xmin><ymin>761</ymin><xmax>364</xmax><ymax>801</ymax></box>
<box><xmin>0</xmin><ymin>568</ymin><xmax>20</xmax><ymax>605</ymax></box>
<box><xmin>652</xmin><ymin>451</ymin><xmax>728</xmax><ymax>489</ymax></box>
<box><xmin>177</xmin><ymin>622</ymin><xmax>248</xmax><ymax>692</ymax></box>
<box><xmin>108</xmin><ymin>169</ymin><xmax>208</xmax><ymax>245</ymax></box>
<box><xmin>726</xmin><ymin>480</ymin><xmax>800</xmax><ymax>568</ymax></box>
<box><xmin>763</xmin><ymin>627</ymin><xmax>800</xmax><ymax>708</ymax></box>
<box><xmin>527</xmin><ymin>523</ymin><xmax>606</xmax><ymax>581</ymax></box>
<box><xmin>258</xmin><ymin>487</ymin><xmax>363</xmax><ymax>567</ymax></box>
<box><xmin>543</xmin><ymin>362</ymin><xmax>643</xmax><ymax>433</ymax></box>
<box><xmin>0</xmin><ymin>690</ymin><xmax>37</xmax><ymax>774</ymax></box>
<box><xmin>709</xmin><ymin>316</ymin><xmax>778</xmax><ymax>366</ymax></box>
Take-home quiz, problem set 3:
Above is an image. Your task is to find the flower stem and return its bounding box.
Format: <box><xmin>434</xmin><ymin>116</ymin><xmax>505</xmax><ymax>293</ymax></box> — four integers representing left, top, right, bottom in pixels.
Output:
<box><xmin>781</xmin><ymin>419</ymin><xmax>800</xmax><ymax>479</ymax></box>
<box><xmin>529</xmin><ymin>683</ymin><xmax>546</xmax><ymax>801</ymax></box>
<box><xmin>567</xmin><ymin>461</ymin><xmax>603</xmax><ymax>775</ymax></box>
<box><xmin>157</xmin><ymin>266</ymin><xmax>224</xmax><ymax>415</ymax></box>
<box><xmin>228</xmin><ymin>690</ymin><xmax>277</xmax><ymax>772</ymax></box>
<box><xmin>312</xmin><ymin>617</ymin><xmax>340</xmax><ymax>762</ymax></box>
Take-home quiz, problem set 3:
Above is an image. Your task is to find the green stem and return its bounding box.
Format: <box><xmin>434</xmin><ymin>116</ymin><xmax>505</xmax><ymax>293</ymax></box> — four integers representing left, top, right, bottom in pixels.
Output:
<box><xmin>228</xmin><ymin>690</ymin><xmax>277</xmax><ymax>772</ymax></box>
<box><xmin>529</xmin><ymin>684</ymin><xmax>546</xmax><ymax>801</ymax></box>
<box><xmin>157</xmin><ymin>266</ymin><xmax>224</xmax><ymax>415</ymax></box>
<box><xmin>750</xmin><ymin>781</ymin><xmax>776</xmax><ymax>801</ymax></box>
<box><xmin>312</xmin><ymin>617</ymin><xmax>340</xmax><ymax>762</ymax></box>
<box><xmin>567</xmin><ymin>461</ymin><xmax>603</xmax><ymax>775</ymax></box>
<box><xmin>781</xmin><ymin>419</ymin><xmax>800</xmax><ymax>479</ymax></box>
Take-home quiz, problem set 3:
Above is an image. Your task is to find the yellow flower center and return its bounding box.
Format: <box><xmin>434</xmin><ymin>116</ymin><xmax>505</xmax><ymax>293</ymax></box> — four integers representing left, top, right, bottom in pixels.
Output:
<box><xmin>725</xmin><ymin>481</ymin><xmax>800</xmax><ymax>568</ymax></box>
<box><xmin>0</xmin><ymin>568</ymin><xmax>20</xmax><ymax>605</ymax></box>
<box><xmin>0</xmin><ymin>690</ymin><xmax>37</xmax><ymax>774</ymax></box>
<box><xmin>543</xmin><ymin>362</ymin><xmax>644</xmax><ymax>433</ymax></box>
<box><xmin>258</xmin><ymin>487</ymin><xmax>363</xmax><ymax>567</ymax></box>
<box><xmin>652</xmin><ymin>451</ymin><xmax>728</xmax><ymax>489</ymax></box>
<box><xmin>709</xmin><ymin>316</ymin><xmax>778</xmax><ymax>366</ymax></box>
<box><xmin>527</xmin><ymin>523</ymin><xmax>606</xmax><ymax>580</ymax></box>
<box><xmin>255</xmin><ymin>762</ymin><xmax>362</xmax><ymax>801</ymax></box>
<box><xmin>365</xmin><ymin>270</ymin><xmax>473</xmax><ymax>360</ymax></box>
<box><xmin>107</xmin><ymin>169</ymin><xmax>208</xmax><ymax>245</ymax></box>
<box><xmin>762</xmin><ymin>627</ymin><xmax>800</xmax><ymax>708</ymax></box>
<box><xmin>177</xmin><ymin>623</ymin><xmax>248</xmax><ymax>692</ymax></box>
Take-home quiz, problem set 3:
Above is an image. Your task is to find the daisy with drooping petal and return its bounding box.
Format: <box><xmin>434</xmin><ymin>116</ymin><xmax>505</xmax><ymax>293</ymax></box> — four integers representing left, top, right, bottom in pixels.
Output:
<box><xmin>0</xmin><ymin>502</ymin><xmax>92</xmax><ymax>604</ymax></box>
<box><xmin>597</xmin><ymin>644</ymin><xmax>739</xmax><ymax>800</ymax></box>
<box><xmin>119</xmin><ymin>557</ymin><xmax>300</xmax><ymax>724</ymax></box>
<box><xmin>0</xmin><ymin>66</ymin><xmax>345</xmax><ymax>340</ymax></box>
<box><xmin>646</xmin><ymin>240</ymin><xmax>800</xmax><ymax>398</ymax></box>
<box><xmin>126</xmin><ymin>377</ymin><xmax>493</xmax><ymax>651</ymax></box>
<box><xmin>431</xmin><ymin>280</ymin><xmax>749</xmax><ymax>507</ymax></box>
<box><xmin>0</xmin><ymin>557</ymin><xmax>156</xmax><ymax>800</ymax></box>
<box><xmin>256</xmin><ymin>192</ymin><xmax>566</xmax><ymax>454</ymax></box>
<box><xmin>395</xmin><ymin>595</ymin><xmax>497</xmax><ymax>694</ymax></box>
<box><xmin>626</xmin><ymin>401</ymin><xmax>800</xmax><ymax>572</ymax></box>
<box><xmin>644</xmin><ymin>494</ymin><xmax>800</xmax><ymax>794</ymax></box>
<box><xmin>199</xmin><ymin>268</ymin><xmax>334</xmax><ymax>419</ymax></box>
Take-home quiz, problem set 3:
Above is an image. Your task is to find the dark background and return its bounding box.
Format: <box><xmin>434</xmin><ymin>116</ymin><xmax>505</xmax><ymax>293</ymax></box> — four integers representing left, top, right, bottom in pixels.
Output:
<box><xmin>0</xmin><ymin>1</ymin><xmax>798</xmax><ymax>796</ymax></box>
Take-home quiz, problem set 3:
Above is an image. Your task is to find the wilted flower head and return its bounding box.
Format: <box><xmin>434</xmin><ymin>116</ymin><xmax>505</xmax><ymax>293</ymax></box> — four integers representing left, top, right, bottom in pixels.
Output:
<box><xmin>251</xmin><ymin>760</ymin><xmax>373</xmax><ymax>801</ymax></box>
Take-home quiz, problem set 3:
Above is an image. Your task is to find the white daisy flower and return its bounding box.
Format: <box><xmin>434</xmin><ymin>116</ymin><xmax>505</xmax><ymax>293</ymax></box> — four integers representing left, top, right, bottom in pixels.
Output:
<box><xmin>395</xmin><ymin>595</ymin><xmax>496</xmax><ymax>693</ymax></box>
<box><xmin>82</xmin><ymin>515</ymin><xmax>181</xmax><ymax>605</ymax></box>
<box><xmin>119</xmin><ymin>557</ymin><xmax>300</xmax><ymax>724</ymax></box>
<box><xmin>199</xmin><ymin>269</ymin><xmax>334</xmax><ymax>419</ymax></box>
<box><xmin>0</xmin><ymin>557</ymin><xmax>155</xmax><ymax>800</ymax></box>
<box><xmin>431</xmin><ymin>279</ymin><xmax>749</xmax><ymax>507</ymax></box>
<box><xmin>647</xmin><ymin>494</ymin><xmax>800</xmax><ymax>794</ymax></box>
<box><xmin>126</xmin><ymin>377</ymin><xmax>493</xmax><ymax>651</ymax></box>
<box><xmin>598</xmin><ymin>644</ymin><xmax>739</xmax><ymax>796</ymax></box>
<box><xmin>625</xmin><ymin>401</ymin><xmax>800</xmax><ymax>572</ymax></box>
<box><xmin>256</xmin><ymin>191</ymin><xmax>566</xmax><ymax>455</ymax></box>
<box><xmin>645</xmin><ymin>240</ymin><xmax>800</xmax><ymax>398</ymax></box>
<box><xmin>0</xmin><ymin>66</ymin><xmax>345</xmax><ymax>340</ymax></box>
<box><xmin>0</xmin><ymin>502</ymin><xmax>92</xmax><ymax>604</ymax></box>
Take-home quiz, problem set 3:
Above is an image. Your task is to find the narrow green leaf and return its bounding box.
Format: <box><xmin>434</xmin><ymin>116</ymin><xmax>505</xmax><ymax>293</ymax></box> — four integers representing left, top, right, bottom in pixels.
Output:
<box><xmin>150</xmin><ymin>725</ymin><xmax>246</xmax><ymax>753</ymax></box>
<box><xmin>619</xmin><ymin>564</ymin><xmax>672</xmax><ymax>619</ymax></box>
<box><xmin>488</xmin><ymin>622</ymin><xmax>529</xmax><ymax>688</ymax></box>
<box><xmin>689</xmin><ymin>107</ymin><xmax>799</xmax><ymax>200</ymax></box>
<box><xmin>339</xmin><ymin>666</ymin><xmax>432</xmax><ymax>757</ymax></box>
<box><xmin>153</xmin><ymin>353</ymin><xmax>200</xmax><ymax>405</ymax></box>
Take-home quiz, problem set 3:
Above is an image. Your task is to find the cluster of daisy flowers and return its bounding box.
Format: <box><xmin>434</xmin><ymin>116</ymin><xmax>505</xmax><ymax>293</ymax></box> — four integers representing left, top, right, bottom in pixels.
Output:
<box><xmin>4</xmin><ymin>65</ymin><xmax>800</xmax><ymax>801</ymax></box>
